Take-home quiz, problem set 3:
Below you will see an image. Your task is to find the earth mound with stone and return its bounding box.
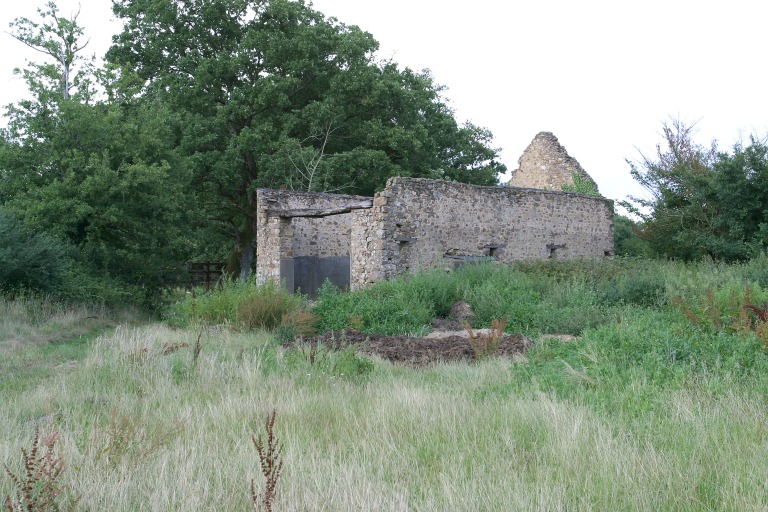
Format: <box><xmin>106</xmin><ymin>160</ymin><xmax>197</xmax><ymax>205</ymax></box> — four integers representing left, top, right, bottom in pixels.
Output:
<box><xmin>295</xmin><ymin>329</ymin><xmax>533</xmax><ymax>366</ymax></box>
<box><xmin>292</xmin><ymin>302</ymin><xmax>533</xmax><ymax>366</ymax></box>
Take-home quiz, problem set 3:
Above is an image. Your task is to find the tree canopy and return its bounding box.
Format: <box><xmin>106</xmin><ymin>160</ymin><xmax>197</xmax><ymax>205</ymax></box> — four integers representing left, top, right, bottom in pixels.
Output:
<box><xmin>105</xmin><ymin>0</ymin><xmax>505</xmax><ymax>277</ymax></box>
<box><xmin>1</xmin><ymin>0</ymin><xmax>506</xmax><ymax>304</ymax></box>
<box><xmin>623</xmin><ymin>119</ymin><xmax>768</xmax><ymax>261</ymax></box>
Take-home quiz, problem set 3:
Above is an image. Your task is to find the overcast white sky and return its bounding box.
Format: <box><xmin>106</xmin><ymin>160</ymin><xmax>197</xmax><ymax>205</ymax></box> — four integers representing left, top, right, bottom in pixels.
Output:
<box><xmin>2</xmin><ymin>0</ymin><xmax>767</xmax><ymax>207</ymax></box>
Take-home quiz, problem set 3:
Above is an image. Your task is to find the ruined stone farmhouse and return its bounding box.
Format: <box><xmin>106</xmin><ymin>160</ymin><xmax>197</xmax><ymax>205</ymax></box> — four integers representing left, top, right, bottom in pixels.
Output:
<box><xmin>255</xmin><ymin>133</ymin><xmax>614</xmax><ymax>297</ymax></box>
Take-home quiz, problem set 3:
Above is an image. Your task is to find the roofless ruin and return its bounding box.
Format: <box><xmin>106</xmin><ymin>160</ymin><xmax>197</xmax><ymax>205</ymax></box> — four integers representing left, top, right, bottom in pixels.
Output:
<box><xmin>255</xmin><ymin>133</ymin><xmax>614</xmax><ymax>297</ymax></box>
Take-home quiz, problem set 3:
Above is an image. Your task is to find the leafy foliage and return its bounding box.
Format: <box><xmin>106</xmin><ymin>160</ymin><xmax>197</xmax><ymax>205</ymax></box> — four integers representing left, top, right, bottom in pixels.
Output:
<box><xmin>106</xmin><ymin>0</ymin><xmax>505</xmax><ymax>276</ymax></box>
<box><xmin>613</xmin><ymin>214</ymin><xmax>652</xmax><ymax>257</ymax></box>
<box><xmin>561</xmin><ymin>171</ymin><xmax>600</xmax><ymax>196</ymax></box>
<box><xmin>622</xmin><ymin>119</ymin><xmax>768</xmax><ymax>261</ymax></box>
<box><xmin>1</xmin><ymin>0</ymin><xmax>507</xmax><ymax>303</ymax></box>
<box><xmin>313</xmin><ymin>277</ymin><xmax>442</xmax><ymax>335</ymax></box>
<box><xmin>0</xmin><ymin>207</ymin><xmax>70</xmax><ymax>295</ymax></box>
<box><xmin>6</xmin><ymin>0</ymin><xmax>95</xmax><ymax>102</ymax></box>
<box><xmin>1</xmin><ymin>4</ymin><xmax>199</xmax><ymax>306</ymax></box>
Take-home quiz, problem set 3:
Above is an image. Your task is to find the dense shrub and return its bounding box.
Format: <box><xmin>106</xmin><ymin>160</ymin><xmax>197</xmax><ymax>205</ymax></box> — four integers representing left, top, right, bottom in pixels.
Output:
<box><xmin>459</xmin><ymin>273</ymin><xmax>539</xmax><ymax>329</ymax></box>
<box><xmin>313</xmin><ymin>278</ymin><xmax>438</xmax><ymax>335</ymax></box>
<box><xmin>308</xmin><ymin>258</ymin><xmax>768</xmax><ymax>345</ymax></box>
<box><xmin>0</xmin><ymin>206</ymin><xmax>150</xmax><ymax>307</ymax></box>
<box><xmin>0</xmin><ymin>207</ymin><xmax>71</xmax><ymax>295</ymax></box>
<box><xmin>613</xmin><ymin>214</ymin><xmax>653</xmax><ymax>257</ymax></box>
<box><xmin>313</xmin><ymin>261</ymin><xmax>638</xmax><ymax>336</ymax></box>
<box><xmin>167</xmin><ymin>278</ymin><xmax>307</xmax><ymax>330</ymax></box>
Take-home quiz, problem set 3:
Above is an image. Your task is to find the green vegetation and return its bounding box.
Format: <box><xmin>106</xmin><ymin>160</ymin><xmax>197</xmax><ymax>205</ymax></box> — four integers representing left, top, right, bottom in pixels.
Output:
<box><xmin>623</xmin><ymin>118</ymin><xmax>768</xmax><ymax>261</ymax></box>
<box><xmin>4</xmin><ymin>0</ymin><xmax>768</xmax><ymax>509</ymax></box>
<box><xmin>166</xmin><ymin>278</ymin><xmax>308</xmax><ymax>331</ymax></box>
<box><xmin>0</xmin><ymin>0</ymin><xmax>505</xmax><ymax>305</ymax></box>
<box><xmin>314</xmin><ymin>258</ymin><xmax>673</xmax><ymax>336</ymax></box>
<box><xmin>0</xmin><ymin>295</ymin><xmax>140</xmax><ymax>402</ymax></box>
<box><xmin>0</xmin><ymin>206</ymin><xmax>71</xmax><ymax>296</ymax></box>
<box><xmin>561</xmin><ymin>171</ymin><xmax>601</xmax><ymax>196</ymax></box>
<box><xmin>5</xmin><ymin>258</ymin><xmax>768</xmax><ymax>509</ymax></box>
<box><xmin>613</xmin><ymin>213</ymin><xmax>652</xmax><ymax>257</ymax></box>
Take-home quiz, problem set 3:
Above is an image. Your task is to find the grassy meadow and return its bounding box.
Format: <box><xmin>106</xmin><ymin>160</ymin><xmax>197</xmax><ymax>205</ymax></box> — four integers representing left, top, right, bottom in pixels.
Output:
<box><xmin>4</xmin><ymin>257</ymin><xmax>768</xmax><ymax>510</ymax></box>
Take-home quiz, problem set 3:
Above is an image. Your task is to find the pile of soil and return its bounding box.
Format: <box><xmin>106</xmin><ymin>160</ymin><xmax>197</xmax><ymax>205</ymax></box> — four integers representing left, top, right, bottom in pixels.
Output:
<box><xmin>293</xmin><ymin>327</ymin><xmax>533</xmax><ymax>366</ymax></box>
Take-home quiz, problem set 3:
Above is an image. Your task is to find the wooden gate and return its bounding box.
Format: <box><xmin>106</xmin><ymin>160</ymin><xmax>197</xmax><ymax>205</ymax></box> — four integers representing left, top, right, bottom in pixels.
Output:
<box><xmin>187</xmin><ymin>262</ymin><xmax>226</xmax><ymax>290</ymax></box>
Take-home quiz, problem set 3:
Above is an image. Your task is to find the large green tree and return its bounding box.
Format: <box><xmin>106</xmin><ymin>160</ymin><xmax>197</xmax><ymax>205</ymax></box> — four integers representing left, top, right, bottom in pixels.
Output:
<box><xmin>623</xmin><ymin>120</ymin><xmax>768</xmax><ymax>261</ymax></box>
<box><xmin>1</xmin><ymin>2</ymin><xmax>197</xmax><ymax>305</ymax></box>
<box><xmin>705</xmin><ymin>139</ymin><xmax>768</xmax><ymax>260</ymax></box>
<box><xmin>106</xmin><ymin>0</ymin><xmax>505</xmax><ymax>277</ymax></box>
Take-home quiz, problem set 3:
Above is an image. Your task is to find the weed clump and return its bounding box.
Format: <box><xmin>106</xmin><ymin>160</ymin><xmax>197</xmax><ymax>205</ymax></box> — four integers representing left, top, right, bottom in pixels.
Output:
<box><xmin>465</xmin><ymin>317</ymin><xmax>507</xmax><ymax>360</ymax></box>
<box><xmin>273</xmin><ymin>308</ymin><xmax>317</xmax><ymax>345</ymax></box>
<box><xmin>167</xmin><ymin>278</ymin><xmax>308</xmax><ymax>331</ymax></box>
<box><xmin>672</xmin><ymin>285</ymin><xmax>768</xmax><ymax>345</ymax></box>
<box><xmin>94</xmin><ymin>407</ymin><xmax>186</xmax><ymax>468</ymax></box>
<box><xmin>4</xmin><ymin>427</ymin><xmax>80</xmax><ymax>512</ymax></box>
<box><xmin>284</xmin><ymin>340</ymin><xmax>375</xmax><ymax>381</ymax></box>
<box><xmin>251</xmin><ymin>410</ymin><xmax>283</xmax><ymax>512</ymax></box>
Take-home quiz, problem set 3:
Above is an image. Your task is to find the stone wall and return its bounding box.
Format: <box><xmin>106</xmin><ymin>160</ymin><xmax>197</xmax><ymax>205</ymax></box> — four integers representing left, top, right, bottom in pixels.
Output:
<box><xmin>508</xmin><ymin>132</ymin><xmax>599</xmax><ymax>192</ymax></box>
<box><xmin>350</xmin><ymin>208</ymin><xmax>385</xmax><ymax>289</ymax></box>
<box><xmin>256</xmin><ymin>177</ymin><xmax>614</xmax><ymax>294</ymax></box>
<box><xmin>349</xmin><ymin>178</ymin><xmax>613</xmax><ymax>288</ymax></box>
<box><xmin>254</xmin><ymin>189</ymin><xmax>370</xmax><ymax>287</ymax></box>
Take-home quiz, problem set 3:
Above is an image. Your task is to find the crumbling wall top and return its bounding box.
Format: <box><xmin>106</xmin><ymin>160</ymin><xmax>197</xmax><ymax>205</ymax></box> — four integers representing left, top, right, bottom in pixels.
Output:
<box><xmin>507</xmin><ymin>132</ymin><xmax>599</xmax><ymax>193</ymax></box>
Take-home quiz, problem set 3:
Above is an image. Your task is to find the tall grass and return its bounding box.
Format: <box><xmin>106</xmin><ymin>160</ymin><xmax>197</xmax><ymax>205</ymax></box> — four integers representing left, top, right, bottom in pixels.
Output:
<box><xmin>0</xmin><ymin>294</ymin><xmax>115</xmax><ymax>351</ymax></box>
<box><xmin>166</xmin><ymin>278</ymin><xmax>307</xmax><ymax>331</ymax></box>
<box><xmin>4</xmin><ymin>322</ymin><xmax>768</xmax><ymax>510</ymax></box>
<box><xmin>5</xmin><ymin>257</ymin><xmax>768</xmax><ymax>509</ymax></box>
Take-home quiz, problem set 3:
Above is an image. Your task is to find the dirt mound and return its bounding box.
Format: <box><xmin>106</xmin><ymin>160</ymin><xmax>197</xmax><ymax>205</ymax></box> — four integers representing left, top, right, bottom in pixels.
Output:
<box><xmin>294</xmin><ymin>329</ymin><xmax>533</xmax><ymax>366</ymax></box>
<box><xmin>430</xmin><ymin>318</ymin><xmax>465</xmax><ymax>331</ymax></box>
<box><xmin>448</xmin><ymin>300</ymin><xmax>475</xmax><ymax>323</ymax></box>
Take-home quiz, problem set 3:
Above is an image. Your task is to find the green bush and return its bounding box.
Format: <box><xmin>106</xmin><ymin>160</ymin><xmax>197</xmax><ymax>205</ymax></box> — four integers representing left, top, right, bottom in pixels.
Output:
<box><xmin>312</xmin><ymin>261</ymin><xmax>635</xmax><ymax>336</ymax></box>
<box><xmin>167</xmin><ymin>278</ymin><xmax>306</xmax><ymax>330</ymax></box>
<box><xmin>613</xmin><ymin>215</ymin><xmax>653</xmax><ymax>257</ymax></box>
<box><xmin>313</xmin><ymin>278</ymin><xmax>437</xmax><ymax>335</ymax></box>
<box><xmin>309</xmin><ymin>258</ymin><xmax>768</xmax><ymax>341</ymax></box>
<box><xmin>0</xmin><ymin>207</ymin><xmax>71</xmax><ymax>295</ymax></box>
<box><xmin>460</xmin><ymin>275</ymin><xmax>539</xmax><ymax>329</ymax></box>
<box><xmin>0</xmin><ymin>206</ymin><xmax>145</xmax><ymax>307</ymax></box>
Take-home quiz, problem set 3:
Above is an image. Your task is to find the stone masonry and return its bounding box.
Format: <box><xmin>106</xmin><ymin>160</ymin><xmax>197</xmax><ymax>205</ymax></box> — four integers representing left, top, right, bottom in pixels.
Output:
<box><xmin>350</xmin><ymin>178</ymin><xmax>613</xmax><ymax>289</ymax></box>
<box><xmin>254</xmin><ymin>189</ymin><xmax>371</xmax><ymax>294</ymax></box>
<box><xmin>255</xmin><ymin>133</ymin><xmax>614</xmax><ymax>296</ymax></box>
<box><xmin>508</xmin><ymin>132</ymin><xmax>599</xmax><ymax>192</ymax></box>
